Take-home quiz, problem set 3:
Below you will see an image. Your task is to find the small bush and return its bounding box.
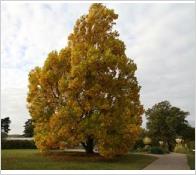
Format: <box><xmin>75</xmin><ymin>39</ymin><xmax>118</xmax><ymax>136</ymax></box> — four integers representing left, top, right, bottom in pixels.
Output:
<box><xmin>150</xmin><ymin>146</ymin><xmax>164</xmax><ymax>154</ymax></box>
<box><xmin>1</xmin><ymin>140</ymin><xmax>37</xmax><ymax>149</ymax></box>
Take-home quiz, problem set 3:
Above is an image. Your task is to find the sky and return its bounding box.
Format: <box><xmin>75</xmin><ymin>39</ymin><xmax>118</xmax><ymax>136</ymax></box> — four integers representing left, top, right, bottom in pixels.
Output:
<box><xmin>1</xmin><ymin>2</ymin><xmax>195</xmax><ymax>134</ymax></box>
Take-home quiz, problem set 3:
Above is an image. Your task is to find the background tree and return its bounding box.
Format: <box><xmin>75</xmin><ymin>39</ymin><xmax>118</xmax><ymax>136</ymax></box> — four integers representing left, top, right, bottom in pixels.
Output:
<box><xmin>1</xmin><ymin>117</ymin><xmax>11</xmax><ymax>134</ymax></box>
<box><xmin>1</xmin><ymin>117</ymin><xmax>11</xmax><ymax>139</ymax></box>
<box><xmin>145</xmin><ymin>101</ymin><xmax>190</xmax><ymax>151</ymax></box>
<box><xmin>23</xmin><ymin>119</ymin><xmax>34</xmax><ymax>137</ymax></box>
<box><xmin>27</xmin><ymin>3</ymin><xmax>143</xmax><ymax>158</ymax></box>
<box><xmin>179</xmin><ymin>125</ymin><xmax>195</xmax><ymax>142</ymax></box>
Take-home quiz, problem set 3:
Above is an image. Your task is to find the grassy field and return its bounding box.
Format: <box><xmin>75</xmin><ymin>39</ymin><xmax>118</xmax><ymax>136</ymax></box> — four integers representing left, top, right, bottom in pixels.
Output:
<box><xmin>1</xmin><ymin>149</ymin><xmax>157</xmax><ymax>170</ymax></box>
<box><xmin>187</xmin><ymin>151</ymin><xmax>195</xmax><ymax>170</ymax></box>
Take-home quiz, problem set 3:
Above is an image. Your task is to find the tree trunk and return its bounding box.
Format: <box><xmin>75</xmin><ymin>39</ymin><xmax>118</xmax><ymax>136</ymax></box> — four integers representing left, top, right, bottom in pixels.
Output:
<box><xmin>165</xmin><ymin>140</ymin><xmax>172</xmax><ymax>152</ymax></box>
<box><xmin>168</xmin><ymin>142</ymin><xmax>173</xmax><ymax>152</ymax></box>
<box><xmin>81</xmin><ymin>136</ymin><xmax>94</xmax><ymax>154</ymax></box>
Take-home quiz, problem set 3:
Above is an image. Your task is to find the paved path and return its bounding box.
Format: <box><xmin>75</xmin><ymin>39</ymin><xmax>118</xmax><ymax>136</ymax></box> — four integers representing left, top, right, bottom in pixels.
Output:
<box><xmin>143</xmin><ymin>152</ymin><xmax>190</xmax><ymax>170</ymax></box>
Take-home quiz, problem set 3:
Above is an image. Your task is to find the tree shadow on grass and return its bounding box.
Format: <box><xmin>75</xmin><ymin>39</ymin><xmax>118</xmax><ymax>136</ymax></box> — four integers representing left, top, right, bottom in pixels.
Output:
<box><xmin>37</xmin><ymin>150</ymin><xmax>124</xmax><ymax>163</ymax></box>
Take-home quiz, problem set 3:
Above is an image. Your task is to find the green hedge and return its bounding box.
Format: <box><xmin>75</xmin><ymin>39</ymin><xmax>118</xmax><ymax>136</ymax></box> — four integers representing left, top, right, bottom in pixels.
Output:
<box><xmin>150</xmin><ymin>146</ymin><xmax>164</xmax><ymax>154</ymax></box>
<box><xmin>2</xmin><ymin>140</ymin><xmax>37</xmax><ymax>149</ymax></box>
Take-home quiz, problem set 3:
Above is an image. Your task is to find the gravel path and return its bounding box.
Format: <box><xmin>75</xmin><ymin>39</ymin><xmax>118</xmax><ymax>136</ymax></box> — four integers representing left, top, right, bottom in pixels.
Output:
<box><xmin>143</xmin><ymin>152</ymin><xmax>190</xmax><ymax>170</ymax></box>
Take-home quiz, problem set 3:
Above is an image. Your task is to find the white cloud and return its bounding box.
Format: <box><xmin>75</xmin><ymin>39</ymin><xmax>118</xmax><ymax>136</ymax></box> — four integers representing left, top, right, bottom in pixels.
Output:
<box><xmin>1</xmin><ymin>2</ymin><xmax>91</xmax><ymax>134</ymax></box>
<box><xmin>1</xmin><ymin>2</ymin><xmax>195</xmax><ymax>134</ymax></box>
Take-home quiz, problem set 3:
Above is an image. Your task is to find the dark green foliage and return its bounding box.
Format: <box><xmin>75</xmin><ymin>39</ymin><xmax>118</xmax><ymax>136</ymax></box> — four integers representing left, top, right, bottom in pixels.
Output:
<box><xmin>2</xmin><ymin>140</ymin><xmax>37</xmax><ymax>149</ymax></box>
<box><xmin>1</xmin><ymin>117</ymin><xmax>11</xmax><ymax>133</ymax></box>
<box><xmin>133</xmin><ymin>139</ymin><xmax>145</xmax><ymax>150</ymax></box>
<box><xmin>145</xmin><ymin>101</ymin><xmax>191</xmax><ymax>151</ymax></box>
<box><xmin>150</xmin><ymin>147</ymin><xmax>164</xmax><ymax>154</ymax></box>
<box><xmin>1</xmin><ymin>117</ymin><xmax>11</xmax><ymax>143</ymax></box>
<box><xmin>180</xmin><ymin>126</ymin><xmax>195</xmax><ymax>142</ymax></box>
<box><xmin>23</xmin><ymin>119</ymin><xmax>34</xmax><ymax>137</ymax></box>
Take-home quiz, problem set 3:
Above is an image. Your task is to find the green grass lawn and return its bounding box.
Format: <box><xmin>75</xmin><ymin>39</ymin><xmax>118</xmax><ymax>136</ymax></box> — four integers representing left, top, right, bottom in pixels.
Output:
<box><xmin>187</xmin><ymin>151</ymin><xmax>195</xmax><ymax>170</ymax></box>
<box><xmin>1</xmin><ymin>149</ymin><xmax>157</xmax><ymax>170</ymax></box>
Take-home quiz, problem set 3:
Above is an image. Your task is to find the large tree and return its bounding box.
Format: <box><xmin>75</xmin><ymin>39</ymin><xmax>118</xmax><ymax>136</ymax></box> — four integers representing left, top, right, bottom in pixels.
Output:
<box><xmin>23</xmin><ymin>119</ymin><xmax>34</xmax><ymax>137</ymax></box>
<box><xmin>27</xmin><ymin>3</ymin><xmax>143</xmax><ymax>158</ymax></box>
<box><xmin>145</xmin><ymin>101</ymin><xmax>190</xmax><ymax>151</ymax></box>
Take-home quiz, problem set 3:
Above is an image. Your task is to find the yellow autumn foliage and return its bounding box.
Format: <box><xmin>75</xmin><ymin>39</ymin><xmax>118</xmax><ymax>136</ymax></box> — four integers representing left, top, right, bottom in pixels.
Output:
<box><xmin>27</xmin><ymin>3</ymin><xmax>143</xmax><ymax>158</ymax></box>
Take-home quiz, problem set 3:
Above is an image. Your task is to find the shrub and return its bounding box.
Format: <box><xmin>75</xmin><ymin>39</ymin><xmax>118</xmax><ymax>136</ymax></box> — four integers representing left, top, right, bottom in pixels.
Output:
<box><xmin>1</xmin><ymin>140</ymin><xmax>37</xmax><ymax>149</ymax></box>
<box><xmin>150</xmin><ymin>146</ymin><xmax>164</xmax><ymax>154</ymax></box>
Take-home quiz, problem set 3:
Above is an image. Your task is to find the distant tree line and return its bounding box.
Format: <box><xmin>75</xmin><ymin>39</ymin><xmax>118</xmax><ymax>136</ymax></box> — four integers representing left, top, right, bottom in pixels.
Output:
<box><xmin>1</xmin><ymin>117</ymin><xmax>34</xmax><ymax>138</ymax></box>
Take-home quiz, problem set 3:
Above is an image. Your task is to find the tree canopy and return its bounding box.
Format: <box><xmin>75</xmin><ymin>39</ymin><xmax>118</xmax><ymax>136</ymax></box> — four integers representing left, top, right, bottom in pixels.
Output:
<box><xmin>1</xmin><ymin>117</ymin><xmax>11</xmax><ymax>134</ymax></box>
<box><xmin>145</xmin><ymin>101</ymin><xmax>191</xmax><ymax>151</ymax></box>
<box><xmin>1</xmin><ymin>117</ymin><xmax>11</xmax><ymax>139</ymax></box>
<box><xmin>27</xmin><ymin>3</ymin><xmax>143</xmax><ymax>158</ymax></box>
<box><xmin>23</xmin><ymin>119</ymin><xmax>34</xmax><ymax>137</ymax></box>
